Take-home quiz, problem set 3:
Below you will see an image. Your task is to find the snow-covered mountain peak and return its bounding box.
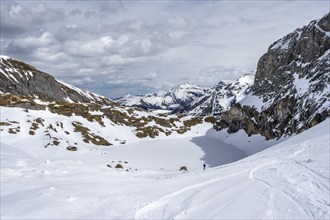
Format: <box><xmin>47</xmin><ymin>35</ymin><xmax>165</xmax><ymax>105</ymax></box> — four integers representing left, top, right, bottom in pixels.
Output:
<box><xmin>166</xmin><ymin>83</ymin><xmax>206</xmax><ymax>100</ymax></box>
<box><xmin>154</xmin><ymin>90</ymin><xmax>166</xmax><ymax>96</ymax></box>
<box><xmin>0</xmin><ymin>56</ymin><xmax>37</xmax><ymax>81</ymax></box>
<box><xmin>173</xmin><ymin>82</ymin><xmax>202</xmax><ymax>89</ymax></box>
<box><xmin>237</xmin><ymin>74</ymin><xmax>254</xmax><ymax>86</ymax></box>
<box><xmin>215</xmin><ymin>80</ymin><xmax>228</xmax><ymax>87</ymax></box>
<box><xmin>118</xmin><ymin>82</ymin><xmax>207</xmax><ymax>111</ymax></box>
<box><xmin>0</xmin><ymin>55</ymin><xmax>11</xmax><ymax>61</ymax></box>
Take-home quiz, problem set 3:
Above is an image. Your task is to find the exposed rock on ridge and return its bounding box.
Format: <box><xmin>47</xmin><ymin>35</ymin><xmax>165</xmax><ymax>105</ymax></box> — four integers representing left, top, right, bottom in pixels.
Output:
<box><xmin>215</xmin><ymin>13</ymin><xmax>330</xmax><ymax>139</ymax></box>
<box><xmin>0</xmin><ymin>56</ymin><xmax>113</xmax><ymax>105</ymax></box>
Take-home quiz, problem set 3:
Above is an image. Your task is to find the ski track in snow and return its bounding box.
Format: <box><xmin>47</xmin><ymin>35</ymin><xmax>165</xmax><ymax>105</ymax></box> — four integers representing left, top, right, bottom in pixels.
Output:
<box><xmin>1</xmin><ymin>117</ymin><xmax>329</xmax><ymax>219</ymax></box>
<box><xmin>134</xmin><ymin>158</ymin><xmax>329</xmax><ymax>219</ymax></box>
<box><xmin>249</xmin><ymin>158</ymin><xmax>329</xmax><ymax>219</ymax></box>
<box><xmin>134</xmin><ymin>169</ymin><xmax>250</xmax><ymax>219</ymax></box>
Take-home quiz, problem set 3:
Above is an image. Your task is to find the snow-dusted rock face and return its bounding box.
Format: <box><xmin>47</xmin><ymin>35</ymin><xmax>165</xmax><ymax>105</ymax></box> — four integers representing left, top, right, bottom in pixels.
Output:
<box><xmin>0</xmin><ymin>56</ymin><xmax>113</xmax><ymax>105</ymax></box>
<box><xmin>185</xmin><ymin>74</ymin><xmax>254</xmax><ymax>116</ymax></box>
<box><xmin>254</xmin><ymin>13</ymin><xmax>329</xmax><ymax>99</ymax></box>
<box><xmin>216</xmin><ymin>13</ymin><xmax>330</xmax><ymax>139</ymax></box>
<box><xmin>118</xmin><ymin>83</ymin><xmax>208</xmax><ymax>112</ymax></box>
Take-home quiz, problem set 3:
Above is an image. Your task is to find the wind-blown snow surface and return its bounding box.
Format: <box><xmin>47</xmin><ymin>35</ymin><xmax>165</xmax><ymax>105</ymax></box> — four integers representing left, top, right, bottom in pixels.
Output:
<box><xmin>1</xmin><ymin>116</ymin><xmax>329</xmax><ymax>219</ymax></box>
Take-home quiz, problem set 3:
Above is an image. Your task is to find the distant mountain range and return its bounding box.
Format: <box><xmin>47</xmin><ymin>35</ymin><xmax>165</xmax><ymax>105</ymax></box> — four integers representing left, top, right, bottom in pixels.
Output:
<box><xmin>117</xmin><ymin>83</ymin><xmax>209</xmax><ymax>112</ymax></box>
<box><xmin>1</xmin><ymin>12</ymin><xmax>329</xmax><ymax>220</ymax></box>
<box><xmin>118</xmin><ymin>75</ymin><xmax>254</xmax><ymax>116</ymax></box>
<box><xmin>0</xmin><ymin>12</ymin><xmax>329</xmax><ymax>141</ymax></box>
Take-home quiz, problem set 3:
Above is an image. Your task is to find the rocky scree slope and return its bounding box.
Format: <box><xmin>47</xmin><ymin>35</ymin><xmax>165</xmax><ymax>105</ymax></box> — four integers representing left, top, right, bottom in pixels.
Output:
<box><xmin>0</xmin><ymin>56</ymin><xmax>113</xmax><ymax>105</ymax></box>
<box><xmin>215</xmin><ymin>13</ymin><xmax>330</xmax><ymax>139</ymax></box>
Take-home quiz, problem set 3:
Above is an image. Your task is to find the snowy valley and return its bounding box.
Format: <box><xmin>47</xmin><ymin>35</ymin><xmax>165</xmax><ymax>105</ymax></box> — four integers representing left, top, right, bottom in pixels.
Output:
<box><xmin>1</xmin><ymin>11</ymin><xmax>329</xmax><ymax>220</ymax></box>
<box><xmin>1</xmin><ymin>114</ymin><xmax>329</xmax><ymax>219</ymax></box>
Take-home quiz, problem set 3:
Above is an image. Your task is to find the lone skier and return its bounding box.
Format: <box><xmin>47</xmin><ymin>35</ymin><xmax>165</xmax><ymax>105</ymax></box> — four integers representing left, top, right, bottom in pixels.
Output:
<box><xmin>203</xmin><ymin>163</ymin><xmax>206</xmax><ymax>170</ymax></box>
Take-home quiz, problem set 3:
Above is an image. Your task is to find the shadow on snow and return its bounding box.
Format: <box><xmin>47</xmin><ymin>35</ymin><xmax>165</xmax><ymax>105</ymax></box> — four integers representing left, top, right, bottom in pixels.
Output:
<box><xmin>190</xmin><ymin>136</ymin><xmax>246</xmax><ymax>168</ymax></box>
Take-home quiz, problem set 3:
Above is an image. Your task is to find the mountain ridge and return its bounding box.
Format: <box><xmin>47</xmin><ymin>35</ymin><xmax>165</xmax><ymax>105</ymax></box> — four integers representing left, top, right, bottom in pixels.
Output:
<box><xmin>118</xmin><ymin>74</ymin><xmax>254</xmax><ymax>115</ymax></box>
<box><xmin>0</xmin><ymin>13</ymin><xmax>329</xmax><ymax>141</ymax></box>
<box><xmin>0</xmin><ymin>56</ymin><xmax>113</xmax><ymax>105</ymax></box>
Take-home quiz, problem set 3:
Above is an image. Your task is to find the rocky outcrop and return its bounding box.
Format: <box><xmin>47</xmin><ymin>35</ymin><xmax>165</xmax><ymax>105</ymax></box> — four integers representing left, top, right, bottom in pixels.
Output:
<box><xmin>215</xmin><ymin>13</ymin><xmax>330</xmax><ymax>139</ymax></box>
<box><xmin>0</xmin><ymin>56</ymin><xmax>113</xmax><ymax>105</ymax></box>
<box><xmin>253</xmin><ymin>13</ymin><xmax>330</xmax><ymax>99</ymax></box>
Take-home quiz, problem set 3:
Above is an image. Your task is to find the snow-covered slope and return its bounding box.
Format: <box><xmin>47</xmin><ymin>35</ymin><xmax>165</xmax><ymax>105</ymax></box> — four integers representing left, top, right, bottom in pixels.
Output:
<box><xmin>1</xmin><ymin>13</ymin><xmax>329</xmax><ymax>219</ymax></box>
<box><xmin>0</xmin><ymin>103</ymin><xmax>215</xmax><ymax>149</ymax></box>
<box><xmin>0</xmin><ymin>56</ymin><xmax>113</xmax><ymax>105</ymax></box>
<box><xmin>1</xmin><ymin>114</ymin><xmax>329</xmax><ymax>219</ymax></box>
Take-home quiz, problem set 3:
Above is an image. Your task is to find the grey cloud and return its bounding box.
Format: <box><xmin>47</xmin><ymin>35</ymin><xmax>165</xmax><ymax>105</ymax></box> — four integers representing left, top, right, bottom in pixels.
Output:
<box><xmin>100</xmin><ymin>0</ymin><xmax>124</xmax><ymax>14</ymax></box>
<box><xmin>29</xmin><ymin>3</ymin><xmax>65</xmax><ymax>23</ymax></box>
<box><xmin>195</xmin><ymin>66</ymin><xmax>253</xmax><ymax>86</ymax></box>
<box><xmin>167</xmin><ymin>17</ymin><xmax>188</xmax><ymax>28</ymax></box>
<box><xmin>103</xmin><ymin>71</ymin><xmax>164</xmax><ymax>97</ymax></box>
<box><xmin>0</xmin><ymin>21</ymin><xmax>28</xmax><ymax>38</ymax></box>
<box><xmin>69</xmin><ymin>8</ymin><xmax>82</xmax><ymax>16</ymax></box>
<box><xmin>55</xmin><ymin>25</ymin><xmax>99</xmax><ymax>41</ymax></box>
<box><xmin>84</xmin><ymin>10</ymin><xmax>96</xmax><ymax>18</ymax></box>
<box><xmin>1</xmin><ymin>1</ymin><xmax>328</xmax><ymax>99</ymax></box>
<box><xmin>67</xmin><ymin>77</ymin><xmax>94</xmax><ymax>86</ymax></box>
<box><xmin>109</xmin><ymin>19</ymin><xmax>145</xmax><ymax>33</ymax></box>
<box><xmin>1</xmin><ymin>3</ymin><xmax>30</xmax><ymax>37</ymax></box>
<box><xmin>52</xmin><ymin>17</ymin><xmax>190</xmax><ymax>62</ymax></box>
<box><xmin>1</xmin><ymin>2</ymin><xmax>65</xmax><ymax>38</ymax></box>
<box><xmin>4</xmin><ymin>32</ymin><xmax>59</xmax><ymax>60</ymax></box>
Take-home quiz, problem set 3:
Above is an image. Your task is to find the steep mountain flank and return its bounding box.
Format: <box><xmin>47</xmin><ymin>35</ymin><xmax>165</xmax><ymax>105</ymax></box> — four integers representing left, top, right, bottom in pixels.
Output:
<box><xmin>0</xmin><ymin>56</ymin><xmax>113</xmax><ymax>105</ymax></box>
<box><xmin>215</xmin><ymin>13</ymin><xmax>330</xmax><ymax>139</ymax></box>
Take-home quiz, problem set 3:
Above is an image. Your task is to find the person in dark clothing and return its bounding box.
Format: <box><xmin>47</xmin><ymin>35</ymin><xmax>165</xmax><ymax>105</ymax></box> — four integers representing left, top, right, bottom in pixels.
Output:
<box><xmin>203</xmin><ymin>164</ymin><xmax>206</xmax><ymax>170</ymax></box>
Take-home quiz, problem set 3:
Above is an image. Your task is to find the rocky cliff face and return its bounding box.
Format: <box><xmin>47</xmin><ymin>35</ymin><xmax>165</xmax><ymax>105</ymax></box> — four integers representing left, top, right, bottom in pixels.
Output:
<box><xmin>215</xmin><ymin>13</ymin><xmax>330</xmax><ymax>139</ymax></box>
<box><xmin>0</xmin><ymin>56</ymin><xmax>113</xmax><ymax>105</ymax></box>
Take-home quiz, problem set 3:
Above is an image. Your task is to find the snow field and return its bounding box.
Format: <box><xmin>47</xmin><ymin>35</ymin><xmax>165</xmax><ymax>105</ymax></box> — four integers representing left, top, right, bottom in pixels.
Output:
<box><xmin>1</xmin><ymin>105</ymin><xmax>329</xmax><ymax>219</ymax></box>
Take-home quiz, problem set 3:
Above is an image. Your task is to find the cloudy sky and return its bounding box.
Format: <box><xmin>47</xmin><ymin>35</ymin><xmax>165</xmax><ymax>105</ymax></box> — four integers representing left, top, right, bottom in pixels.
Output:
<box><xmin>1</xmin><ymin>0</ymin><xmax>328</xmax><ymax>98</ymax></box>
